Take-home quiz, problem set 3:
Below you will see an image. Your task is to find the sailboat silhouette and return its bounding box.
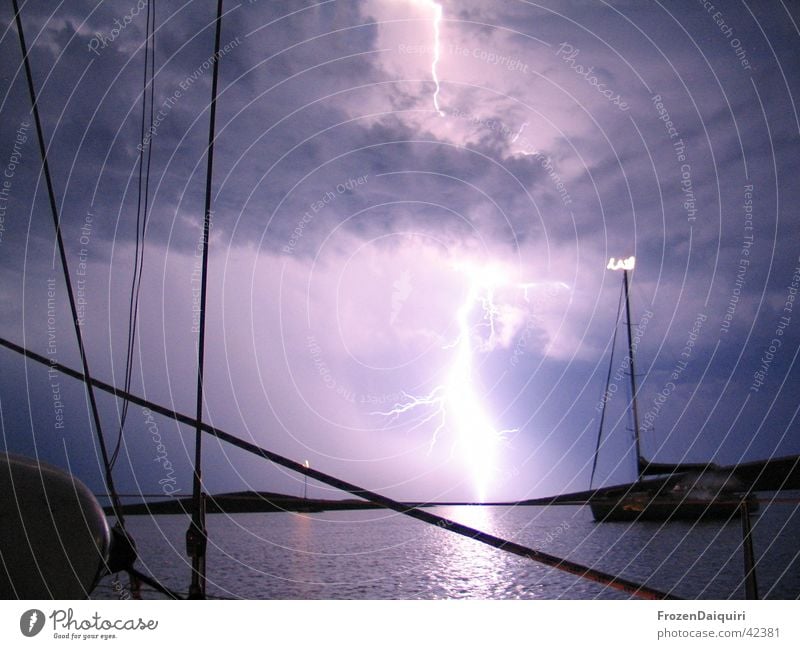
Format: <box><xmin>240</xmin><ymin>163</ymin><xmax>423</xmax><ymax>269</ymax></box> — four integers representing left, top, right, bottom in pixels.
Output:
<box><xmin>588</xmin><ymin>258</ymin><xmax>759</xmax><ymax>522</ymax></box>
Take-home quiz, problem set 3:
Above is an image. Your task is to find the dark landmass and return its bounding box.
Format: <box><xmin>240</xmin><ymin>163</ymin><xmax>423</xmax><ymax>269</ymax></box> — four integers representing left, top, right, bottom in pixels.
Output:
<box><xmin>105</xmin><ymin>454</ymin><xmax>800</xmax><ymax>516</ymax></box>
<box><xmin>104</xmin><ymin>491</ymin><xmax>502</xmax><ymax>515</ymax></box>
<box><xmin>107</xmin><ymin>491</ymin><xmax>382</xmax><ymax>515</ymax></box>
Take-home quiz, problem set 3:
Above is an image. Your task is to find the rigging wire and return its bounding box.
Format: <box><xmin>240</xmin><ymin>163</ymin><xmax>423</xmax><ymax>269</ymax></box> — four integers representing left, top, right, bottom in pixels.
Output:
<box><xmin>107</xmin><ymin>2</ymin><xmax>159</xmax><ymax>599</ymax></box>
<box><xmin>110</xmin><ymin>0</ymin><xmax>157</xmax><ymax>470</ymax></box>
<box><xmin>10</xmin><ymin>0</ymin><xmax>126</xmax><ymax>527</ymax></box>
<box><xmin>590</xmin><ymin>280</ymin><xmax>624</xmax><ymax>489</ymax></box>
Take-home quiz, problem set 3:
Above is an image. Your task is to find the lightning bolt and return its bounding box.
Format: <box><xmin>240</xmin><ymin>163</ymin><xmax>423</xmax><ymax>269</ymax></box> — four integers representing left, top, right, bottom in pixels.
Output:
<box><xmin>410</xmin><ymin>0</ymin><xmax>445</xmax><ymax>116</ymax></box>
<box><xmin>374</xmin><ymin>262</ymin><xmax>560</xmax><ymax>501</ymax></box>
<box><xmin>430</xmin><ymin>1</ymin><xmax>444</xmax><ymax>116</ymax></box>
<box><xmin>28</xmin><ymin>612</ymin><xmax>37</xmax><ymax>632</ymax></box>
<box><xmin>512</xmin><ymin>122</ymin><xmax>528</xmax><ymax>143</ymax></box>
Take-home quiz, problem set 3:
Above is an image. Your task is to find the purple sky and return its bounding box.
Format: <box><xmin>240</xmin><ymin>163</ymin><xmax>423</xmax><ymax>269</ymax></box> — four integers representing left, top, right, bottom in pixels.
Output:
<box><xmin>1</xmin><ymin>0</ymin><xmax>799</xmax><ymax>502</ymax></box>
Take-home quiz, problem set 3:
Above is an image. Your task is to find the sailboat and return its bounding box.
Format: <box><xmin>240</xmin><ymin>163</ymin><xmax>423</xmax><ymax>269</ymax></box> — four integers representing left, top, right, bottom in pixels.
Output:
<box><xmin>588</xmin><ymin>257</ymin><xmax>758</xmax><ymax>522</ymax></box>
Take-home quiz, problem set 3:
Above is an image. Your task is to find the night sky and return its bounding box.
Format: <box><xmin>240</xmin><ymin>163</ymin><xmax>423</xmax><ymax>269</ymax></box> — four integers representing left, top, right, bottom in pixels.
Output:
<box><xmin>1</xmin><ymin>0</ymin><xmax>799</xmax><ymax>504</ymax></box>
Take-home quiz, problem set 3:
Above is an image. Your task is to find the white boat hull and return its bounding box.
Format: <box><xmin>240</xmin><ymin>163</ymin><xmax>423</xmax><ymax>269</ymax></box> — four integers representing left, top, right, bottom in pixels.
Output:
<box><xmin>0</xmin><ymin>452</ymin><xmax>110</xmax><ymax>598</ymax></box>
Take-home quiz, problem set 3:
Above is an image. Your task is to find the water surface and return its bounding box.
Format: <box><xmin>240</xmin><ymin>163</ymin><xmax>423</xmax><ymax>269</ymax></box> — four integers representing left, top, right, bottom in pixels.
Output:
<box><xmin>95</xmin><ymin>499</ymin><xmax>800</xmax><ymax>599</ymax></box>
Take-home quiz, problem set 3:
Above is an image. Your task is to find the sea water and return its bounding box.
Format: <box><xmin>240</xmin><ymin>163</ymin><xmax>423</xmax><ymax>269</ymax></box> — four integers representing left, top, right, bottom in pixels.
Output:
<box><xmin>94</xmin><ymin>498</ymin><xmax>799</xmax><ymax>600</ymax></box>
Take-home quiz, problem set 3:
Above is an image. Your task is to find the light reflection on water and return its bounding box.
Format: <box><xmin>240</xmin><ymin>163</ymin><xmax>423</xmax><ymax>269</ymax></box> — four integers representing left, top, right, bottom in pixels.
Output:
<box><xmin>95</xmin><ymin>501</ymin><xmax>800</xmax><ymax>599</ymax></box>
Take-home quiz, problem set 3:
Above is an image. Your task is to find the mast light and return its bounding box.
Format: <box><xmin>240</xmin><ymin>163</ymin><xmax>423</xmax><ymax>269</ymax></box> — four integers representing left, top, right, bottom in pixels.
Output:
<box><xmin>607</xmin><ymin>256</ymin><xmax>635</xmax><ymax>271</ymax></box>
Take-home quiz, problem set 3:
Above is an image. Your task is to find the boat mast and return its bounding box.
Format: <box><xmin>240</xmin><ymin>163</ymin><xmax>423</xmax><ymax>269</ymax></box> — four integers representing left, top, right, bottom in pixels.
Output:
<box><xmin>188</xmin><ymin>0</ymin><xmax>225</xmax><ymax>600</ymax></box>
<box><xmin>622</xmin><ymin>267</ymin><xmax>644</xmax><ymax>480</ymax></box>
<box><xmin>607</xmin><ymin>257</ymin><xmax>644</xmax><ymax>480</ymax></box>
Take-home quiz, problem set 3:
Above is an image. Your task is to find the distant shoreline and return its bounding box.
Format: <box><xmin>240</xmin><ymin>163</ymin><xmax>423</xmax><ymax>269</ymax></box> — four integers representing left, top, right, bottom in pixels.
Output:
<box><xmin>105</xmin><ymin>485</ymin><xmax>702</xmax><ymax>516</ymax></box>
<box><xmin>102</xmin><ymin>491</ymin><xmax>529</xmax><ymax>516</ymax></box>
